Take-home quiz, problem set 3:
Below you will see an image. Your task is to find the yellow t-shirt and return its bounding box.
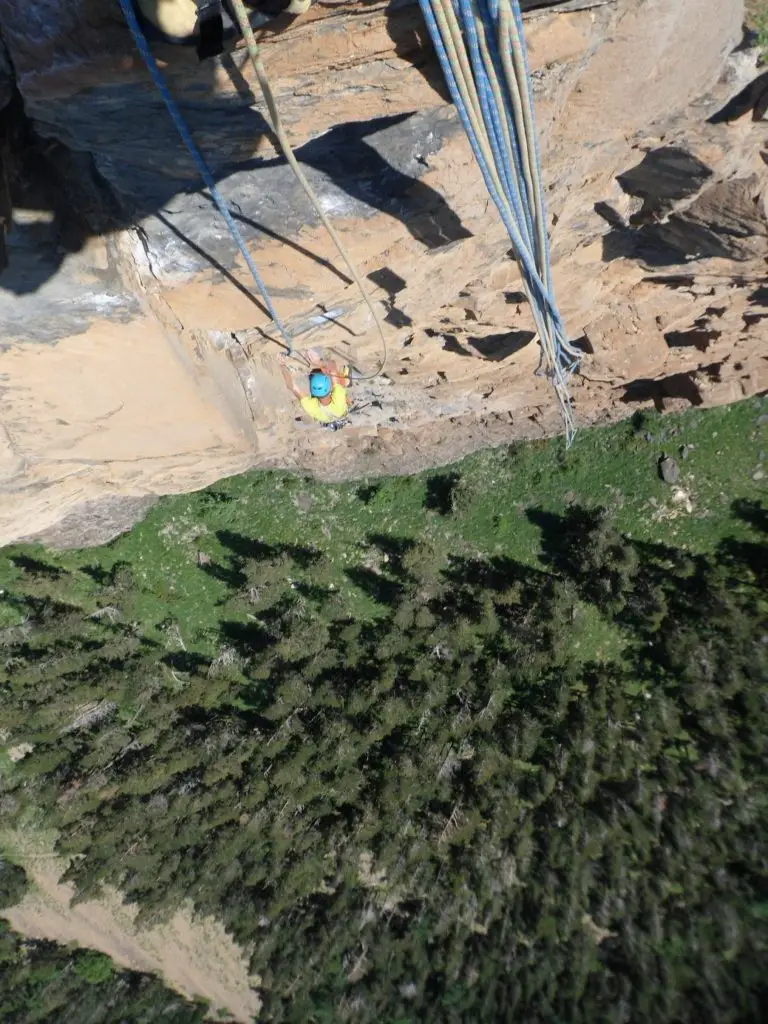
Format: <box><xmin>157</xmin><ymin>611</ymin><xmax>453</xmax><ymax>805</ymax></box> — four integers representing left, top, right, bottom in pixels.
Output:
<box><xmin>300</xmin><ymin>384</ymin><xmax>349</xmax><ymax>424</ymax></box>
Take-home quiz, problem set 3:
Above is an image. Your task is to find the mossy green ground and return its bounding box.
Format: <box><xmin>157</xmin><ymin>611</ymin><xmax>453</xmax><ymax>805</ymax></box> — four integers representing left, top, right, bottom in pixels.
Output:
<box><xmin>747</xmin><ymin>0</ymin><xmax>768</xmax><ymax>61</ymax></box>
<box><xmin>1</xmin><ymin>399</ymin><xmax>765</xmax><ymax>663</ymax></box>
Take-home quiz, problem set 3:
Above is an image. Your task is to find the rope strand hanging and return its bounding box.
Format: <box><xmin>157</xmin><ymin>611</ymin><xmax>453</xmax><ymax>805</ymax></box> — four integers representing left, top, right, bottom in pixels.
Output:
<box><xmin>116</xmin><ymin>0</ymin><xmax>295</xmax><ymax>352</ymax></box>
<box><xmin>119</xmin><ymin>0</ymin><xmax>573</xmax><ymax>429</ymax></box>
<box><xmin>118</xmin><ymin>0</ymin><xmax>388</xmax><ymax>375</ymax></box>
<box><xmin>228</xmin><ymin>0</ymin><xmax>388</xmax><ymax>378</ymax></box>
<box><xmin>418</xmin><ymin>0</ymin><xmax>582</xmax><ymax>444</ymax></box>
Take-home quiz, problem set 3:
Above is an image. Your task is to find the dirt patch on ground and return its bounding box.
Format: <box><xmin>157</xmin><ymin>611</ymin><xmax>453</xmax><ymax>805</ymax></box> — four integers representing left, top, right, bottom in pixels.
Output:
<box><xmin>1</xmin><ymin>829</ymin><xmax>261</xmax><ymax>1023</ymax></box>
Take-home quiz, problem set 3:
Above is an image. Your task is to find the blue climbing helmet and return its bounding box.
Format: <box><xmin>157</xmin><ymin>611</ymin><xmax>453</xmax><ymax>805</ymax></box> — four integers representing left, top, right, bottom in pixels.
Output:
<box><xmin>309</xmin><ymin>370</ymin><xmax>332</xmax><ymax>398</ymax></box>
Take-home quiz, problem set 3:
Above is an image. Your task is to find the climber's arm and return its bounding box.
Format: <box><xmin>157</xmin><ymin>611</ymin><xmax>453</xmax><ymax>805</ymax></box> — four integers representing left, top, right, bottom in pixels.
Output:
<box><xmin>323</xmin><ymin>358</ymin><xmax>350</xmax><ymax>386</ymax></box>
<box><xmin>280</xmin><ymin>363</ymin><xmax>306</xmax><ymax>399</ymax></box>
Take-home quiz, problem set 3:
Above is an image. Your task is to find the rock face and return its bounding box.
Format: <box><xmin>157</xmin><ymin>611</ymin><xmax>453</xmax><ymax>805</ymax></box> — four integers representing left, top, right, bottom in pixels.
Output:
<box><xmin>0</xmin><ymin>0</ymin><xmax>765</xmax><ymax>546</ymax></box>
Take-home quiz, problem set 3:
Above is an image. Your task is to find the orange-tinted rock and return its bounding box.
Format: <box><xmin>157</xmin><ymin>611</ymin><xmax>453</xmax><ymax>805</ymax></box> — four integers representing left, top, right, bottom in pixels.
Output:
<box><xmin>0</xmin><ymin>0</ymin><xmax>765</xmax><ymax>546</ymax></box>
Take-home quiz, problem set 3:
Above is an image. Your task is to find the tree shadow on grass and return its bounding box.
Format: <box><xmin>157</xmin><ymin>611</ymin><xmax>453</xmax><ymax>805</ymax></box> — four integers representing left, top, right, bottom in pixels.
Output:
<box><xmin>526</xmin><ymin>506</ymin><xmax>606</xmax><ymax>579</ymax></box>
<box><xmin>719</xmin><ymin>499</ymin><xmax>768</xmax><ymax>589</ymax></box>
<box><xmin>731</xmin><ymin>497</ymin><xmax>767</xmax><ymax>535</ymax></box>
<box><xmin>345</xmin><ymin>566</ymin><xmax>405</xmax><ymax>608</ymax></box>
<box><xmin>9</xmin><ymin>554</ymin><xmax>63</xmax><ymax>580</ymax></box>
<box><xmin>201</xmin><ymin>530</ymin><xmax>322</xmax><ymax>590</ymax></box>
<box><xmin>425</xmin><ymin>472</ymin><xmax>461</xmax><ymax>516</ymax></box>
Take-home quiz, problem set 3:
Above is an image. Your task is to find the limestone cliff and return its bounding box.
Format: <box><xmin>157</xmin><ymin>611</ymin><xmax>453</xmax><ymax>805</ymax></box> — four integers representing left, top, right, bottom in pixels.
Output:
<box><xmin>0</xmin><ymin>0</ymin><xmax>765</xmax><ymax>546</ymax></box>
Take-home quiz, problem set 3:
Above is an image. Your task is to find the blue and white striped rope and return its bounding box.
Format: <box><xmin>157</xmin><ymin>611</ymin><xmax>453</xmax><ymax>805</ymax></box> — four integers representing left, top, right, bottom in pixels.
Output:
<box><xmin>419</xmin><ymin>0</ymin><xmax>581</xmax><ymax>443</ymax></box>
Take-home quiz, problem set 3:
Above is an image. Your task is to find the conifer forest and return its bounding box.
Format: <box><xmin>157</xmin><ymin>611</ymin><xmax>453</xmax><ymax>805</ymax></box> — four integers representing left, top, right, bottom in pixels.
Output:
<box><xmin>1</xmin><ymin>402</ymin><xmax>767</xmax><ymax>1023</ymax></box>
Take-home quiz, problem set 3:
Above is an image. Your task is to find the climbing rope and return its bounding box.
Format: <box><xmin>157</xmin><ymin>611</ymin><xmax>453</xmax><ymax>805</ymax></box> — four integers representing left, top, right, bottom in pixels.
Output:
<box><xmin>227</xmin><ymin>0</ymin><xmax>387</xmax><ymax>378</ymax></box>
<box><xmin>119</xmin><ymin>0</ymin><xmax>571</xmax><ymax>424</ymax></box>
<box><xmin>418</xmin><ymin>0</ymin><xmax>582</xmax><ymax>444</ymax></box>
<box><xmin>116</xmin><ymin>0</ymin><xmax>295</xmax><ymax>351</ymax></box>
<box><xmin>119</xmin><ymin>0</ymin><xmax>388</xmax><ymax>376</ymax></box>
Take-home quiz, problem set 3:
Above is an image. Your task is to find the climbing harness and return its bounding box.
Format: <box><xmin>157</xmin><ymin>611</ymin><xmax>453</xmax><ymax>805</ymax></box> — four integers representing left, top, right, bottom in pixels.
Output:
<box><xmin>417</xmin><ymin>0</ymin><xmax>582</xmax><ymax>444</ymax></box>
<box><xmin>119</xmin><ymin>0</ymin><xmax>388</xmax><ymax>375</ymax></box>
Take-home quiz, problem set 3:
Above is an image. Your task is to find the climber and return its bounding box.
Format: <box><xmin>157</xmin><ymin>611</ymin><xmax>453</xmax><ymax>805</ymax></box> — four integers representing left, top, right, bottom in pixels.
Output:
<box><xmin>279</xmin><ymin>352</ymin><xmax>351</xmax><ymax>427</ymax></box>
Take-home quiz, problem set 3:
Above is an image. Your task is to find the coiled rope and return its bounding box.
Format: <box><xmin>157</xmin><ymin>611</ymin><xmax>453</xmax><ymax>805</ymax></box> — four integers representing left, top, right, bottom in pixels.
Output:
<box><xmin>418</xmin><ymin>0</ymin><xmax>581</xmax><ymax>443</ymax></box>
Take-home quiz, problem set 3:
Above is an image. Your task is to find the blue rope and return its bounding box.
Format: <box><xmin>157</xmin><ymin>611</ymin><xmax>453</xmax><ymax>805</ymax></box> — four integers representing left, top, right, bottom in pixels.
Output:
<box><xmin>420</xmin><ymin>1</ymin><xmax>551</xmax><ymax>340</ymax></box>
<box><xmin>418</xmin><ymin>0</ymin><xmax>581</xmax><ymax>442</ymax></box>
<box><xmin>461</xmin><ymin>0</ymin><xmax>536</xmax><ymax>248</ymax></box>
<box><xmin>116</xmin><ymin>0</ymin><xmax>293</xmax><ymax>351</ymax></box>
